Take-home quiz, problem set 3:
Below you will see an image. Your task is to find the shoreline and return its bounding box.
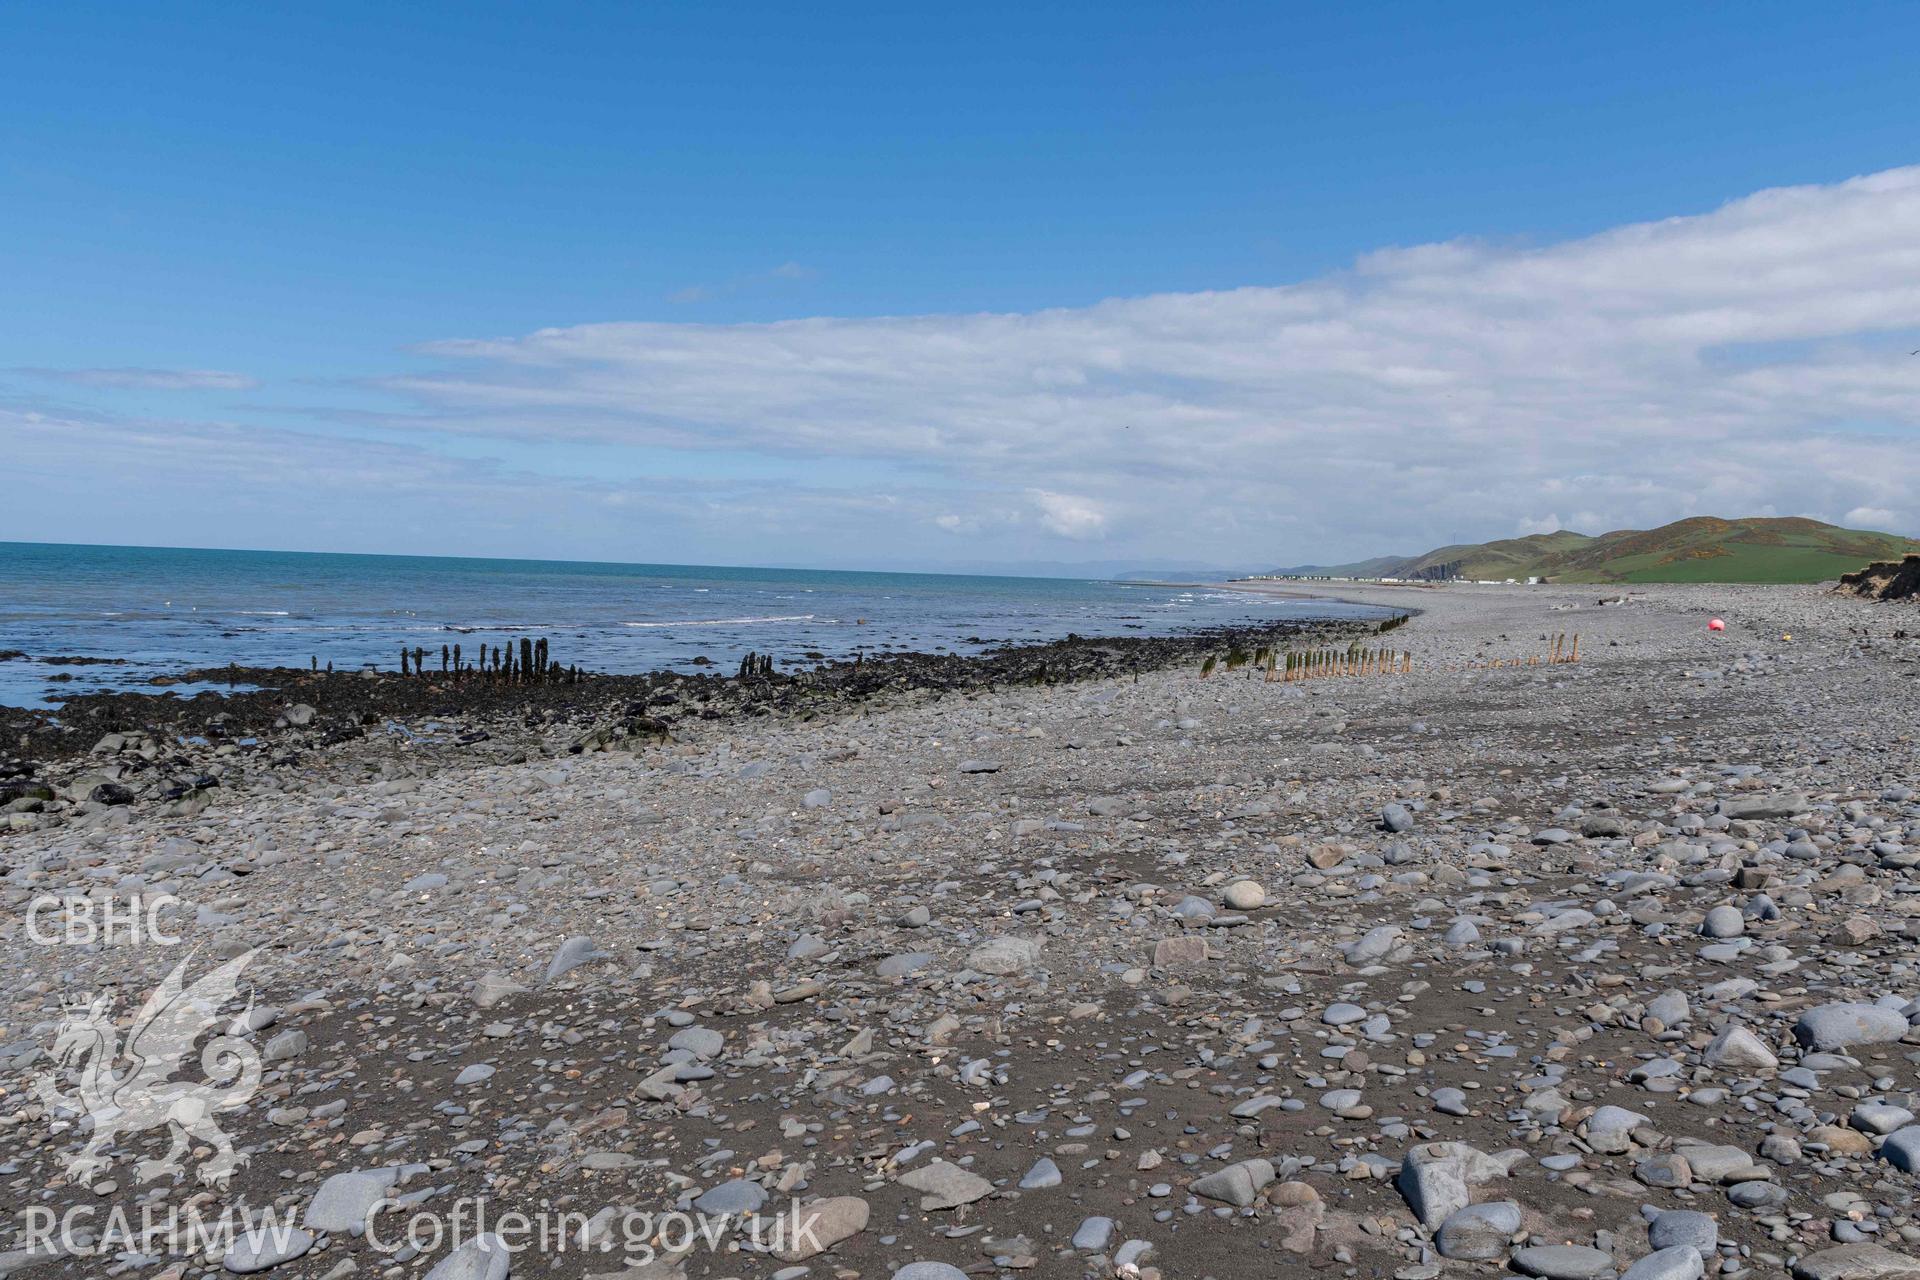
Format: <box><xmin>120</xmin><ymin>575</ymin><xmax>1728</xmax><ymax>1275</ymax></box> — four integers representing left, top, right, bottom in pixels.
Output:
<box><xmin>1</xmin><ymin>611</ymin><xmax>1395</xmax><ymax>834</ymax></box>
<box><xmin>1207</xmin><ymin>576</ymin><xmax>1441</xmax><ymax>614</ymax></box>
<box><xmin>0</xmin><ymin>543</ymin><xmax>1380</xmax><ymax>711</ymax></box>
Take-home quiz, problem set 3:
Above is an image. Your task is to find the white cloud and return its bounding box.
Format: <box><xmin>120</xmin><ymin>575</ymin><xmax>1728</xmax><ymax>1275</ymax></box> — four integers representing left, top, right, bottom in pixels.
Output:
<box><xmin>0</xmin><ymin>404</ymin><xmax>949</xmax><ymax>562</ymax></box>
<box><xmin>667</xmin><ymin>262</ymin><xmax>822</xmax><ymax>305</ymax></box>
<box><xmin>1844</xmin><ymin>506</ymin><xmax>1900</xmax><ymax>531</ymax></box>
<box><xmin>10</xmin><ymin>366</ymin><xmax>259</xmax><ymax>391</ymax></box>
<box><xmin>1028</xmin><ymin>490</ymin><xmax>1109</xmax><ymax>540</ymax></box>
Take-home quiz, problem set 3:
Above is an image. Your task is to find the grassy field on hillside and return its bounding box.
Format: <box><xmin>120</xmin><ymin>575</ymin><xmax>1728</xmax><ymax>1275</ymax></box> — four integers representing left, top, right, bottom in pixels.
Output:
<box><xmin>1274</xmin><ymin>517</ymin><xmax>1919</xmax><ymax>584</ymax></box>
<box><xmin>1606</xmin><ymin>545</ymin><xmax>1896</xmax><ymax>583</ymax></box>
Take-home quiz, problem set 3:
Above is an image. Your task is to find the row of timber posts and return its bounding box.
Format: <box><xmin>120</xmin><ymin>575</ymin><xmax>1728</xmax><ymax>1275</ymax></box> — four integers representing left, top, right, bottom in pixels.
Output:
<box><xmin>312</xmin><ymin>637</ymin><xmax>581</xmax><ymax>683</ymax></box>
<box><xmin>1272</xmin><ymin>643</ymin><xmax>1412</xmax><ymax>682</ymax></box>
<box><xmin>1473</xmin><ymin>633</ymin><xmax>1581</xmax><ymax>669</ymax></box>
<box><xmin>1199</xmin><ymin>642</ymin><xmax>1414</xmax><ymax>682</ymax></box>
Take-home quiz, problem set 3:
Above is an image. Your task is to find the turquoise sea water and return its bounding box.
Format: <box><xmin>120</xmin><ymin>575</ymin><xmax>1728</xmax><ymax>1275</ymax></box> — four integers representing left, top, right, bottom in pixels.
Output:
<box><xmin>0</xmin><ymin>542</ymin><xmax>1387</xmax><ymax>708</ymax></box>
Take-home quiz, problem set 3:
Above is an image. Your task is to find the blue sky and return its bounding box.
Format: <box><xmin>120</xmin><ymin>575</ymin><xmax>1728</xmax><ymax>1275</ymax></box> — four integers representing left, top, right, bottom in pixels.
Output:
<box><xmin>5</xmin><ymin>2</ymin><xmax>1920</xmax><ymax>569</ymax></box>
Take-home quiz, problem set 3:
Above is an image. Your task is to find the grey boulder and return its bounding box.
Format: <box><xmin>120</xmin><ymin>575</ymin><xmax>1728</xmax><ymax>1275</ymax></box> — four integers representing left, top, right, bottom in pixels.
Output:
<box><xmin>1795</xmin><ymin>1003</ymin><xmax>1909</xmax><ymax>1052</ymax></box>
<box><xmin>305</xmin><ymin>1167</ymin><xmax>405</xmax><ymax>1232</ymax></box>
<box><xmin>1623</xmin><ymin>1246</ymin><xmax>1705</xmax><ymax>1280</ymax></box>
<box><xmin>1435</xmin><ymin>1201</ymin><xmax>1521</xmax><ymax>1261</ymax></box>
<box><xmin>544</xmin><ymin>935</ymin><xmax>610</xmax><ymax>982</ymax></box>
<box><xmin>1703</xmin><ymin>1025</ymin><xmax>1778</xmax><ymax>1070</ymax></box>
<box><xmin>1395</xmin><ymin>1146</ymin><xmax>1473</xmax><ymax>1228</ymax></box>
<box><xmin>896</xmin><ymin>1161</ymin><xmax>993</xmax><ymax>1210</ymax></box>
<box><xmin>1791</xmin><ymin>1243</ymin><xmax>1920</xmax><ymax>1280</ymax></box>
<box><xmin>1877</xmin><ymin>1126</ymin><xmax>1920</xmax><ymax>1173</ymax></box>
<box><xmin>694</xmin><ymin>1178</ymin><xmax>769</xmax><ymax>1215</ymax></box>
<box><xmin>1189</xmin><ymin>1157</ymin><xmax>1274</xmax><ymax>1207</ymax></box>
<box><xmin>893</xmin><ymin>1266</ymin><xmax>968</xmax><ymax>1280</ymax></box>
<box><xmin>222</xmin><ymin>1227</ymin><xmax>316</xmax><ymax>1274</ymax></box>
<box><xmin>1721</xmin><ymin>793</ymin><xmax>1807</xmax><ymax>820</ymax></box>
<box><xmin>1585</xmin><ymin>1104</ymin><xmax>1648</xmax><ymax>1154</ymax></box>
<box><xmin>771</xmin><ymin>1196</ymin><xmax>869</xmax><ymax>1262</ymax></box>
<box><xmin>424</xmin><ymin>1236</ymin><xmax>512</xmax><ymax>1280</ymax></box>
<box><xmin>1648</xmin><ymin>1209</ymin><xmax>1717</xmax><ymax>1257</ymax></box>
<box><xmin>966</xmin><ymin>937</ymin><xmax>1041</xmax><ymax>975</ymax></box>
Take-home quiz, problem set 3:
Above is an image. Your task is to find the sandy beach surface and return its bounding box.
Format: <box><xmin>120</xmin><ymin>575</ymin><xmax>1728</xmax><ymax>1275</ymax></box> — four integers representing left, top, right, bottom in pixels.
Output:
<box><xmin>4</xmin><ymin>582</ymin><xmax>1920</xmax><ymax>1280</ymax></box>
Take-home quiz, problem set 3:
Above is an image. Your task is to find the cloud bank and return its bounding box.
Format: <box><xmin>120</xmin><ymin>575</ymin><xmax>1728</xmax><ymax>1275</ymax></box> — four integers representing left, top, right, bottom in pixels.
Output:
<box><xmin>376</xmin><ymin>166</ymin><xmax>1920</xmax><ymax>559</ymax></box>
<box><xmin>9</xmin><ymin>168</ymin><xmax>1920</xmax><ymax>565</ymax></box>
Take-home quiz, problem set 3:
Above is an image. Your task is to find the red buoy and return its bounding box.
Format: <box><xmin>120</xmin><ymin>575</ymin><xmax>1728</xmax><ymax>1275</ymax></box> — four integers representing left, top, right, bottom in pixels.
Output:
<box><xmin>1707</xmin><ymin>618</ymin><xmax>1726</xmax><ymax>632</ymax></box>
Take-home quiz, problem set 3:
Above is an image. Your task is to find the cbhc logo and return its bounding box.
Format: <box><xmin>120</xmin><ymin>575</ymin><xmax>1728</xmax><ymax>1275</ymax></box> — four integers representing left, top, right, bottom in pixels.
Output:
<box><xmin>24</xmin><ymin>894</ymin><xmax>183</xmax><ymax>946</ymax></box>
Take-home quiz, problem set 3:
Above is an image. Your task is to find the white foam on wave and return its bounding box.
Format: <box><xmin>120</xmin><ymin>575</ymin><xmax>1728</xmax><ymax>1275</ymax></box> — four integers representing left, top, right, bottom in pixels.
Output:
<box><xmin>623</xmin><ymin>614</ymin><xmax>819</xmax><ymax>628</ymax></box>
<box><xmin>439</xmin><ymin>622</ymin><xmax>567</xmax><ymax>631</ymax></box>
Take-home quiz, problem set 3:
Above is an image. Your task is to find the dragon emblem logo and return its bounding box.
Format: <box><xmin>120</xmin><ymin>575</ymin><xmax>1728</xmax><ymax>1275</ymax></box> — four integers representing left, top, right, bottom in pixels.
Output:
<box><xmin>33</xmin><ymin>950</ymin><xmax>263</xmax><ymax>1188</ymax></box>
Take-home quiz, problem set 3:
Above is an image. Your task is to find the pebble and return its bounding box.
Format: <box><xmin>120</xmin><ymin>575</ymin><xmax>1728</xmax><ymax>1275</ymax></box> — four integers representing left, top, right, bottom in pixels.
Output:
<box><xmin>1511</xmin><ymin>1244</ymin><xmax>1617</xmax><ymax>1279</ymax></box>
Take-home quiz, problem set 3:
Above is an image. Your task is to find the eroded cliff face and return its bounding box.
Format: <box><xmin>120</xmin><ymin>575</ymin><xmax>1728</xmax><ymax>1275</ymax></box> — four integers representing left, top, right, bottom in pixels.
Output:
<box><xmin>1838</xmin><ymin>553</ymin><xmax>1920</xmax><ymax>601</ymax></box>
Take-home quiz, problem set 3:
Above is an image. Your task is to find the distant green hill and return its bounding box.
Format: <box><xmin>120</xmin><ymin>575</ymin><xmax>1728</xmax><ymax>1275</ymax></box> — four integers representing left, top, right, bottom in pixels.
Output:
<box><xmin>1251</xmin><ymin>554</ymin><xmax>1413</xmax><ymax>579</ymax></box>
<box><xmin>1267</xmin><ymin>517</ymin><xmax>1920</xmax><ymax>584</ymax></box>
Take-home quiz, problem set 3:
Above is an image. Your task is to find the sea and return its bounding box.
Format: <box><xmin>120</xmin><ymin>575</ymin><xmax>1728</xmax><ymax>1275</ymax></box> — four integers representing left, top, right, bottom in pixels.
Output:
<box><xmin>0</xmin><ymin>542</ymin><xmax>1387</xmax><ymax>709</ymax></box>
